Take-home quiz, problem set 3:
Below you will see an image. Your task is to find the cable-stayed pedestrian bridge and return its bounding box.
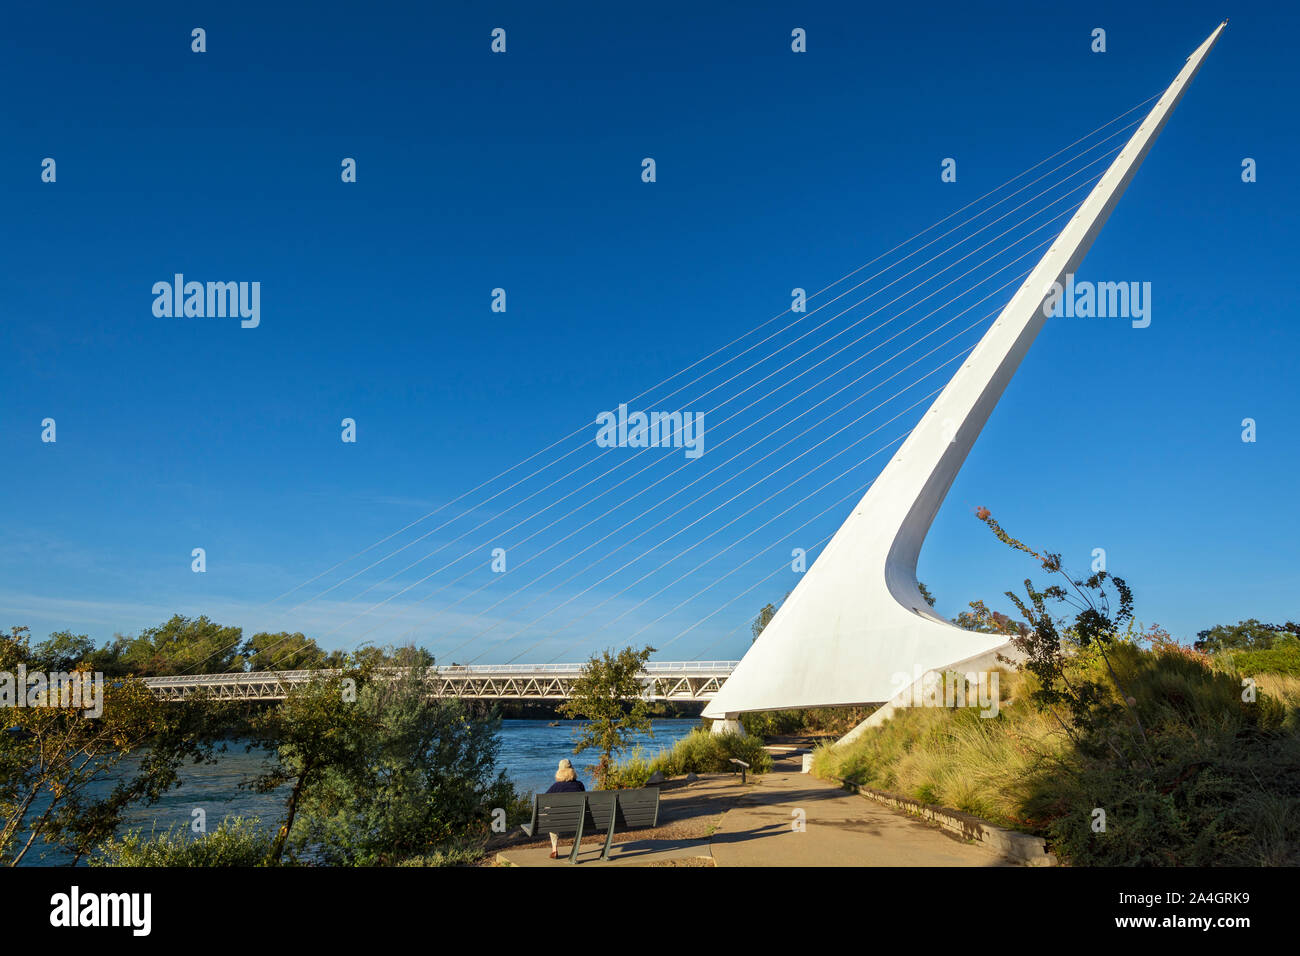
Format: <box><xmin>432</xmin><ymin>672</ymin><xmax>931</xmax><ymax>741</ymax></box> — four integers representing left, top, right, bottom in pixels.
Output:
<box><xmin>142</xmin><ymin>661</ymin><xmax>737</xmax><ymax>703</ymax></box>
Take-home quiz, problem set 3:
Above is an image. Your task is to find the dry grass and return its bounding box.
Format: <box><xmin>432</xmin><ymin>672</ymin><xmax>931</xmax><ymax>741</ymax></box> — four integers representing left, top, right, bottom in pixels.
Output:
<box><xmin>813</xmin><ymin>651</ymin><xmax>1300</xmax><ymax>865</ymax></box>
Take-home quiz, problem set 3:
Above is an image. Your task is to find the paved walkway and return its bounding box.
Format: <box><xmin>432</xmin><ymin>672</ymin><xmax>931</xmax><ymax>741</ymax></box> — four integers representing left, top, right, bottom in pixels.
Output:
<box><xmin>496</xmin><ymin>749</ymin><xmax>1013</xmax><ymax>867</ymax></box>
<box><xmin>708</xmin><ymin>756</ymin><xmax>1012</xmax><ymax>867</ymax></box>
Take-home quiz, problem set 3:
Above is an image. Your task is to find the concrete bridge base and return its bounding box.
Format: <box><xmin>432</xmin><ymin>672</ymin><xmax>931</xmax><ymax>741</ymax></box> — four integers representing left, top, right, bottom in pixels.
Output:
<box><xmin>709</xmin><ymin>718</ymin><xmax>746</xmax><ymax>736</ymax></box>
<box><xmin>834</xmin><ymin>643</ymin><xmax>1019</xmax><ymax>748</ymax></box>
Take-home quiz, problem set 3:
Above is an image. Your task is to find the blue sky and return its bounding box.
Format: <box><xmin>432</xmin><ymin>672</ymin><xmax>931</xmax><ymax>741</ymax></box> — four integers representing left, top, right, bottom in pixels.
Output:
<box><xmin>2</xmin><ymin>1</ymin><xmax>1296</xmax><ymax>665</ymax></box>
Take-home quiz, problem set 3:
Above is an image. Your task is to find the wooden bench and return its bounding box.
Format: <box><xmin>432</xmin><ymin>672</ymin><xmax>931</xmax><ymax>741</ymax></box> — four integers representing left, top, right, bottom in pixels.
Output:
<box><xmin>520</xmin><ymin>788</ymin><xmax>661</xmax><ymax>863</ymax></box>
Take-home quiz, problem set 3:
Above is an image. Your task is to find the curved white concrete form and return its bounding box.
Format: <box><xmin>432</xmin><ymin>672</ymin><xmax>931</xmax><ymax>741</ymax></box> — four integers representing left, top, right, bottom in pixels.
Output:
<box><xmin>703</xmin><ymin>22</ymin><xmax>1227</xmax><ymax>719</ymax></box>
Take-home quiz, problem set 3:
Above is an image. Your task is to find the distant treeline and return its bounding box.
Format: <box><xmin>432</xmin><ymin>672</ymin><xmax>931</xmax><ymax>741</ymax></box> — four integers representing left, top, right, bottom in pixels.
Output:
<box><xmin>18</xmin><ymin>614</ymin><xmax>434</xmax><ymax>678</ymax></box>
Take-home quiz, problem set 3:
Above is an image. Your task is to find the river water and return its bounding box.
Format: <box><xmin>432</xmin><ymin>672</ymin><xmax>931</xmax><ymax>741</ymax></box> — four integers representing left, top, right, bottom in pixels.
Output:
<box><xmin>17</xmin><ymin>718</ymin><xmax>701</xmax><ymax>865</ymax></box>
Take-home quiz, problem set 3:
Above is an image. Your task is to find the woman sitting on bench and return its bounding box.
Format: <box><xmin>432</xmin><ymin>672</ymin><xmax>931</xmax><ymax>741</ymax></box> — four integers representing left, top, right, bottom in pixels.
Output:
<box><xmin>545</xmin><ymin>758</ymin><xmax>585</xmax><ymax>858</ymax></box>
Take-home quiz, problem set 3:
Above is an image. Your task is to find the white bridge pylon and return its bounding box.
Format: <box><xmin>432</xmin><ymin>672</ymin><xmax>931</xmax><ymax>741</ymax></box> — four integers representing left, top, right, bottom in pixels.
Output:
<box><xmin>702</xmin><ymin>22</ymin><xmax>1227</xmax><ymax>721</ymax></box>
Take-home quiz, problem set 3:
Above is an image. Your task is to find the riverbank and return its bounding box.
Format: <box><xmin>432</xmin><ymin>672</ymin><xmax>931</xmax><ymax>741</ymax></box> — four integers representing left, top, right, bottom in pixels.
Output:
<box><xmin>17</xmin><ymin>718</ymin><xmax>703</xmax><ymax>866</ymax></box>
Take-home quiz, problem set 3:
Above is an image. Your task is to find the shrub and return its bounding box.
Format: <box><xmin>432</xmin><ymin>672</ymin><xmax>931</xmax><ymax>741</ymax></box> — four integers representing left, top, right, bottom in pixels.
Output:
<box><xmin>393</xmin><ymin>842</ymin><xmax>484</xmax><ymax>867</ymax></box>
<box><xmin>740</xmin><ymin>711</ymin><xmax>807</xmax><ymax>737</ymax></box>
<box><xmin>610</xmin><ymin>728</ymin><xmax>772</xmax><ymax>784</ymax></box>
<box><xmin>1216</xmin><ymin>642</ymin><xmax>1300</xmax><ymax>678</ymax></box>
<box><xmin>605</xmin><ymin>747</ymin><xmax>656</xmax><ymax>789</ymax></box>
<box><xmin>814</xmin><ymin>647</ymin><xmax>1300</xmax><ymax>866</ymax></box>
<box><xmin>284</xmin><ymin>672</ymin><xmax>522</xmax><ymax>866</ymax></box>
<box><xmin>821</xmin><ymin>511</ymin><xmax>1300</xmax><ymax>865</ymax></box>
<box><xmin>741</xmin><ymin>708</ymin><xmax>875</xmax><ymax>738</ymax></box>
<box><xmin>91</xmin><ymin>816</ymin><xmax>277</xmax><ymax>867</ymax></box>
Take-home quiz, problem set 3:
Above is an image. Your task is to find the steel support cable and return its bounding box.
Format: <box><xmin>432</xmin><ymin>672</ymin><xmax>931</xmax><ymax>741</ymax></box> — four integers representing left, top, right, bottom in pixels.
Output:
<box><xmin>424</xmin><ymin>265</ymin><xmax>1034</xmax><ymax>664</ymax></box>
<box><xmin>188</xmin><ymin>108</ymin><xmax>1148</xmax><ymax>674</ymax></box>
<box><xmin>297</xmin><ymin>163</ymin><xmax>1102</xmax><ymax>643</ymax></box>
<box><xmin>409</xmin><ymin>186</ymin><xmax>1086</xmax><ymax>639</ymax></box>
<box><xmin>256</xmin><ymin>122</ymin><xmax>1136</xmax><ymax>626</ymax></box>
<box><xmin>519</xmin><ymin>337</ymin><xmax>991</xmax><ymax>662</ymax></box>
<box><xmin>541</xmin><ymin>414</ymin><xmax>918</xmax><ymax>664</ymax></box>
<box><xmin>260</xmin><ymin>183</ymin><xmax>1087</xmax><ymax>671</ymax></box>
<box><xmin>482</xmin><ymin>355</ymin><xmax>972</xmax><ymax>665</ymax></box>
<box><xmin>283</xmin><ymin>199</ymin><xmax>1077</xmax><ymax>669</ymax></box>
<box><xmin>249</xmin><ymin>97</ymin><xmax>1151</xmax><ymax>617</ymax></box>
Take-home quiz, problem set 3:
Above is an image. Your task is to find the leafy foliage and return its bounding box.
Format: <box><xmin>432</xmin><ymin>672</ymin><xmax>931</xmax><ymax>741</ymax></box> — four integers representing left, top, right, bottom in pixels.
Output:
<box><xmin>559</xmin><ymin>645</ymin><xmax>655</xmax><ymax>789</ymax></box>
<box><xmin>115</xmin><ymin>615</ymin><xmax>248</xmax><ymax>676</ymax></box>
<box><xmin>1217</xmin><ymin>642</ymin><xmax>1300</xmax><ymax>678</ymax></box>
<box><xmin>749</xmin><ymin>591</ymin><xmax>791</xmax><ymax>643</ymax></box>
<box><xmin>751</xmin><ymin>603</ymin><xmax>777</xmax><ymax>643</ymax></box>
<box><xmin>243</xmin><ymin>632</ymin><xmax>328</xmax><ymax>671</ymax></box>
<box><xmin>739</xmin><ymin>707</ymin><xmax>873</xmax><ymax>738</ymax></box>
<box><xmin>91</xmin><ymin>816</ymin><xmax>276</xmax><ymax>867</ymax></box>
<box><xmin>7</xmin><ymin>615</ymin><xmax>432</xmax><ymax>680</ymax></box>
<box><xmin>392</xmin><ymin>843</ymin><xmax>487</xmax><ymax>867</ymax></box>
<box><xmin>4</xmin><ymin>617</ymin><xmax>517</xmax><ymax>868</ymax></box>
<box><xmin>245</xmin><ymin>665</ymin><xmax>372</xmax><ymax>863</ymax></box>
<box><xmin>967</xmin><ymin>507</ymin><xmax>1149</xmax><ymax>764</ymax></box>
<box><xmin>610</xmin><ymin>728</ymin><xmax>772</xmax><ymax>786</ymax></box>
<box><xmin>1194</xmin><ymin>619</ymin><xmax>1299</xmax><ymax>653</ymax></box>
<box><xmin>0</xmin><ymin>626</ymin><xmax>224</xmax><ymax>866</ymax></box>
<box><xmin>286</xmin><ymin>666</ymin><xmax>524</xmax><ymax>865</ymax></box>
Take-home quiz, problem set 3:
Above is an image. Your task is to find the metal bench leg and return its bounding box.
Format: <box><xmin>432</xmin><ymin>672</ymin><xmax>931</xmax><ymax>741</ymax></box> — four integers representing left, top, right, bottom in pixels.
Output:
<box><xmin>568</xmin><ymin>797</ymin><xmax>586</xmax><ymax>864</ymax></box>
<box><xmin>600</xmin><ymin>811</ymin><xmax>617</xmax><ymax>862</ymax></box>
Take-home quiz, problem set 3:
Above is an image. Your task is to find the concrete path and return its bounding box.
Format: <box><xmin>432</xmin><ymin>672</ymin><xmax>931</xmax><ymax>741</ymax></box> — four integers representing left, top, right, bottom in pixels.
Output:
<box><xmin>708</xmin><ymin>755</ymin><xmax>1012</xmax><ymax>867</ymax></box>
<box><xmin>496</xmin><ymin>749</ymin><xmax>1013</xmax><ymax>867</ymax></box>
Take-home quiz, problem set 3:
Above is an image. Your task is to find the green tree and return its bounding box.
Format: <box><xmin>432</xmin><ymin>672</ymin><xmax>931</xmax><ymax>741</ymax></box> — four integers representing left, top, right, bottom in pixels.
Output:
<box><xmin>559</xmin><ymin>645</ymin><xmax>655</xmax><ymax>789</ymax></box>
<box><xmin>0</xmin><ymin>626</ymin><xmax>223</xmax><ymax>865</ymax></box>
<box><xmin>28</xmin><ymin>631</ymin><xmax>96</xmax><ymax>671</ymax></box>
<box><xmin>290</xmin><ymin>665</ymin><xmax>521</xmax><ymax>865</ymax></box>
<box><xmin>913</xmin><ymin>581</ymin><xmax>1018</xmax><ymax>633</ymax></box>
<box><xmin>245</xmin><ymin>666</ymin><xmax>368</xmax><ymax>863</ymax></box>
<box><xmin>954</xmin><ymin>607</ymin><xmax>1020</xmax><ymax>634</ymax></box>
<box><xmin>750</xmin><ymin>591</ymin><xmax>791</xmax><ymax>643</ymax></box>
<box><xmin>243</xmin><ymin>631</ymin><xmax>327</xmax><ymax>671</ymax></box>
<box><xmin>349</xmin><ymin>643</ymin><xmax>435</xmax><ymax>669</ymax></box>
<box><xmin>968</xmin><ymin>507</ymin><xmax>1150</xmax><ymax>766</ymax></box>
<box><xmin>116</xmin><ymin>614</ymin><xmax>246</xmax><ymax>675</ymax></box>
<box><xmin>82</xmin><ymin>634</ymin><xmax>132</xmax><ymax>677</ymax></box>
<box><xmin>1194</xmin><ymin>619</ymin><xmax>1299</xmax><ymax>653</ymax></box>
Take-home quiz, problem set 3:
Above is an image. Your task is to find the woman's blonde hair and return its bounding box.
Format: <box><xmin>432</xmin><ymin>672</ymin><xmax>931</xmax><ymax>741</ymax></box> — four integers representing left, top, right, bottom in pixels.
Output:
<box><xmin>555</xmin><ymin>758</ymin><xmax>577</xmax><ymax>782</ymax></box>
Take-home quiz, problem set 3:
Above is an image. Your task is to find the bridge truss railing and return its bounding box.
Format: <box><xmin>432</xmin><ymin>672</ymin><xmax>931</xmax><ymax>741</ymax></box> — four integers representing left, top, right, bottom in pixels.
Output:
<box><xmin>142</xmin><ymin>663</ymin><xmax>738</xmax><ymax>702</ymax></box>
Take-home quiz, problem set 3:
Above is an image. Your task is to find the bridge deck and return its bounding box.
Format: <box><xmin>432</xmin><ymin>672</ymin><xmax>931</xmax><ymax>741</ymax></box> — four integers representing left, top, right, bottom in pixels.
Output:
<box><xmin>142</xmin><ymin>662</ymin><xmax>737</xmax><ymax>702</ymax></box>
